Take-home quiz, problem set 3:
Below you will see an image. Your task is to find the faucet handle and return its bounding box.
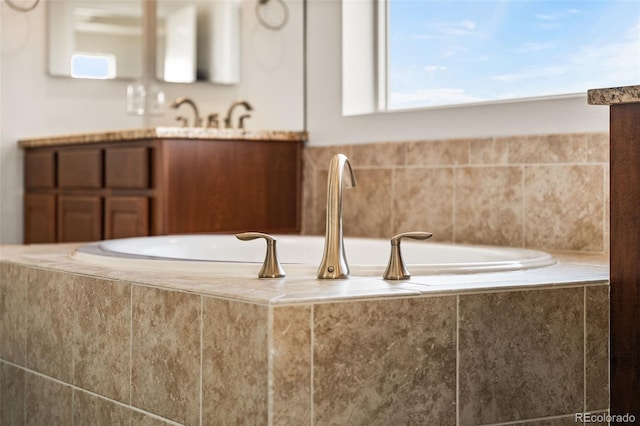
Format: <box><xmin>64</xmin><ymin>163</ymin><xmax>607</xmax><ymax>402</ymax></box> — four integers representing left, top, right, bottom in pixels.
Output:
<box><xmin>206</xmin><ymin>113</ymin><xmax>219</xmax><ymax>128</ymax></box>
<box><xmin>175</xmin><ymin>116</ymin><xmax>188</xmax><ymax>127</ymax></box>
<box><xmin>236</xmin><ymin>232</ymin><xmax>286</xmax><ymax>278</ymax></box>
<box><xmin>383</xmin><ymin>231</ymin><xmax>433</xmax><ymax>280</ymax></box>
<box><xmin>238</xmin><ymin>114</ymin><xmax>251</xmax><ymax>129</ymax></box>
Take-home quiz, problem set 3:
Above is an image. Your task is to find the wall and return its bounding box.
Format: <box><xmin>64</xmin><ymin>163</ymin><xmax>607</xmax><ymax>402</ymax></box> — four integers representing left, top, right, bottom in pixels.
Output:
<box><xmin>303</xmin><ymin>132</ymin><xmax>610</xmax><ymax>254</ymax></box>
<box><xmin>0</xmin><ymin>0</ymin><xmax>304</xmax><ymax>244</ymax></box>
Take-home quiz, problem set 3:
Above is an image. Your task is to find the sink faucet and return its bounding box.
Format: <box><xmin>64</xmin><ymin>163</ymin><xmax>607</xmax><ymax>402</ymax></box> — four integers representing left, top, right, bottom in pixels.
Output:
<box><xmin>317</xmin><ymin>154</ymin><xmax>357</xmax><ymax>279</ymax></box>
<box><xmin>171</xmin><ymin>97</ymin><xmax>201</xmax><ymax>127</ymax></box>
<box><xmin>224</xmin><ymin>100</ymin><xmax>253</xmax><ymax>129</ymax></box>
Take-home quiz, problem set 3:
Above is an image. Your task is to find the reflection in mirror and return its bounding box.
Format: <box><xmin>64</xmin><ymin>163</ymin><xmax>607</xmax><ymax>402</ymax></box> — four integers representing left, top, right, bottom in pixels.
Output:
<box><xmin>156</xmin><ymin>0</ymin><xmax>241</xmax><ymax>85</ymax></box>
<box><xmin>48</xmin><ymin>0</ymin><xmax>143</xmax><ymax>80</ymax></box>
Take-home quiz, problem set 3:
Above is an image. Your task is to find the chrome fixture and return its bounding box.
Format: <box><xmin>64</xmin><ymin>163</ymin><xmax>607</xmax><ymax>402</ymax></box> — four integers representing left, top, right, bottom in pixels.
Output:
<box><xmin>224</xmin><ymin>100</ymin><xmax>253</xmax><ymax>129</ymax></box>
<box><xmin>317</xmin><ymin>154</ymin><xmax>357</xmax><ymax>279</ymax></box>
<box><xmin>383</xmin><ymin>232</ymin><xmax>433</xmax><ymax>280</ymax></box>
<box><xmin>236</xmin><ymin>232</ymin><xmax>286</xmax><ymax>278</ymax></box>
<box><xmin>170</xmin><ymin>97</ymin><xmax>201</xmax><ymax>127</ymax></box>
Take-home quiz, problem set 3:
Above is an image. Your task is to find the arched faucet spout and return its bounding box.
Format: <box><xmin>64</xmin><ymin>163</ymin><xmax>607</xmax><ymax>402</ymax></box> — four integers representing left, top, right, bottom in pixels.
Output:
<box><xmin>170</xmin><ymin>97</ymin><xmax>201</xmax><ymax>127</ymax></box>
<box><xmin>317</xmin><ymin>153</ymin><xmax>357</xmax><ymax>279</ymax></box>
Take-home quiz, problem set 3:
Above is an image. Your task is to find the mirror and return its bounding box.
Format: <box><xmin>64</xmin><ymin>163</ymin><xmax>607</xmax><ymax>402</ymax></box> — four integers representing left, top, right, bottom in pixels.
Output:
<box><xmin>156</xmin><ymin>0</ymin><xmax>240</xmax><ymax>84</ymax></box>
<box><xmin>47</xmin><ymin>0</ymin><xmax>241</xmax><ymax>85</ymax></box>
<box><xmin>48</xmin><ymin>0</ymin><xmax>144</xmax><ymax>80</ymax></box>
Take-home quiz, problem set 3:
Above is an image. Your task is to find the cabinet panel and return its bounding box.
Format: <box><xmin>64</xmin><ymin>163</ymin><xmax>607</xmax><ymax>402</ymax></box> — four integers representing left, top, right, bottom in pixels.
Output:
<box><xmin>164</xmin><ymin>140</ymin><xmax>301</xmax><ymax>234</ymax></box>
<box><xmin>105</xmin><ymin>196</ymin><xmax>149</xmax><ymax>239</ymax></box>
<box><xmin>105</xmin><ymin>147</ymin><xmax>150</xmax><ymax>189</ymax></box>
<box><xmin>24</xmin><ymin>194</ymin><xmax>56</xmax><ymax>243</ymax></box>
<box><xmin>25</xmin><ymin>150</ymin><xmax>56</xmax><ymax>189</ymax></box>
<box><xmin>58</xmin><ymin>149</ymin><xmax>103</xmax><ymax>188</ymax></box>
<box><xmin>57</xmin><ymin>196</ymin><xmax>102</xmax><ymax>242</ymax></box>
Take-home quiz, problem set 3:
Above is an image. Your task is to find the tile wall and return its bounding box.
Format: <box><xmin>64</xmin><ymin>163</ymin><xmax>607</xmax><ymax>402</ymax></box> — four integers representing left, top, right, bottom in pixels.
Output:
<box><xmin>0</xmin><ymin>262</ymin><xmax>609</xmax><ymax>425</ymax></box>
<box><xmin>302</xmin><ymin>132</ymin><xmax>609</xmax><ymax>254</ymax></box>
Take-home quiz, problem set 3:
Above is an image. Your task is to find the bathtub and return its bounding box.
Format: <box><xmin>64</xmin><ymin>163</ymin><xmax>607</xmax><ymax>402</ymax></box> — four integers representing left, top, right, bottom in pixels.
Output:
<box><xmin>73</xmin><ymin>234</ymin><xmax>556</xmax><ymax>277</ymax></box>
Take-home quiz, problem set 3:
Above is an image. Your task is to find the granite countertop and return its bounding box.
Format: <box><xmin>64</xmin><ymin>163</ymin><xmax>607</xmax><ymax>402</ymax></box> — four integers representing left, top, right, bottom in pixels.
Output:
<box><xmin>587</xmin><ymin>85</ymin><xmax>640</xmax><ymax>105</ymax></box>
<box><xmin>18</xmin><ymin>127</ymin><xmax>308</xmax><ymax>149</ymax></box>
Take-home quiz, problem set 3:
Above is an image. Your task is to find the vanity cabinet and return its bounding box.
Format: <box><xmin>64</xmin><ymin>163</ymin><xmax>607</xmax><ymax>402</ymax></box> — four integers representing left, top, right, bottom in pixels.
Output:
<box><xmin>22</xmin><ymin>134</ymin><xmax>303</xmax><ymax>243</ymax></box>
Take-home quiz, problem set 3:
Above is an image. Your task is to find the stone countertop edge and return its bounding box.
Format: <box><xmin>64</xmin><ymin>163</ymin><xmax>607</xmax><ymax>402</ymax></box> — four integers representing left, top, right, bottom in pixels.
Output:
<box><xmin>0</xmin><ymin>244</ymin><xmax>609</xmax><ymax>306</ymax></box>
<box><xmin>17</xmin><ymin>127</ymin><xmax>308</xmax><ymax>149</ymax></box>
<box><xmin>587</xmin><ymin>85</ymin><xmax>640</xmax><ymax>105</ymax></box>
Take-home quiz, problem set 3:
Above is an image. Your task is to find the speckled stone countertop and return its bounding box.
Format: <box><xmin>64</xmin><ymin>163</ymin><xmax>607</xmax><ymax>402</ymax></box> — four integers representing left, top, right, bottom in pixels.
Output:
<box><xmin>587</xmin><ymin>85</ymin><xmax>640</xmax><ymax>105</ymax></box>
<box><xmin>0</xmin><ymin>243</ymin><xmax>608</xmax><ymax>305</ymax></box>
<box><xmin>18</xmin><ymin>127</ymin><xmax>308</xmax><ymax>149</ymax></box>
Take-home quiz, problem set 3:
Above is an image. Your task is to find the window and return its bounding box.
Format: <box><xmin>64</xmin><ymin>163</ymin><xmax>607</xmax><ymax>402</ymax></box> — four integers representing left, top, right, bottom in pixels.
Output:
<box><xmin>343</xmin><ymin>0</ymin><xmax>640</xmax><ymax>114</ymax></box>
<box><xmin>387</xmin><ymin>0</ymin><xmax>640</xmax><ymax>110</ymax></box>
<box><xmin>70</xmin><ymin>53</ymin><xmax>116</xmax><ymax>79</ymax></box>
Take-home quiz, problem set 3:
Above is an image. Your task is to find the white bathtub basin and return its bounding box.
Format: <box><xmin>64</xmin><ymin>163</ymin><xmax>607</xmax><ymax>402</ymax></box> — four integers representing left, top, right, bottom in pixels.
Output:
<box><xmin>73</xmin><ymin>234</ymin><xmax>556</xmax><ymax>277</ymax></box>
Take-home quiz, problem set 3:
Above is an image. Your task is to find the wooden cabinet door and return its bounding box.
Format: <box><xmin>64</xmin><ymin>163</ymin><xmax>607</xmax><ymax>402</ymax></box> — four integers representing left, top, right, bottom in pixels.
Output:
<box><xmin>24</xmin><ymin>150</ymin><xmax>55</xmax><ymax>189</ymax></box>
<box><xmin>24</xmin><ymin>193</ymin><xmax>56</xmax><ymax>243</ymax></box>
<box><xmin>57</xmin><ymin>196</ymin><xmax>102</xmax><ymax>242</ymax></box>
<box><xmin>104</xmin><ymin>196</ymin><xmax>149</xmax><ymax>239</ymax></box>
<box><xmin>58</xmin><ymin>148</ymin><xmax>103</xmax><ymax>188</ymax></box>
<box><xmin>105</xmin><ymin>147</ymin><xmax>150</xmax><ymax>189</ymax></box>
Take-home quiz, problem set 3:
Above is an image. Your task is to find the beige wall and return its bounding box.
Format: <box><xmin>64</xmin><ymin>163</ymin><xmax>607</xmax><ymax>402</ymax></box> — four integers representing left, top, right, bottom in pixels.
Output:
<box><xmin>303</xmin><ymin>132</ymin><xmax>609</xmax><ymax>254</ymax></box>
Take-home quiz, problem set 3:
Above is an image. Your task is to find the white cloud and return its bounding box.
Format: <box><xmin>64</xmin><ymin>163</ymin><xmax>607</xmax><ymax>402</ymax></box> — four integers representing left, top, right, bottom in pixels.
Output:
<box><xmin>491</xmin><ymin>19</ymin><xmax>640</xmax><ymax>86</ymax></box>
<box><xmin>389</xmin><ymin>88</ymin><xmax>484</xmax><ymax>108</ymax></box>
<box><xmin>535</xmin><ymin>8</ymin><xmax>582</xmax><ymax>21</ymax></box>
<box><xmin>412</xmin><ymin>20</ymin><xmax>480</xmax><ymax>40</ymax></box>
<box><xmin>461</xmin><ymin>20</ymin><xmax>476</xmax><ymax>31</ymax></box>
<box><xmin>535</xmin><ymin>13</ymin><xmax>554</xmax><ymax>20</ymax></box>
<box><xmin>491</xmin><ymin>65</ymin><xmax>568</xmax><ymax>81</ymax></box>
<box><xmin>514</xmin><ymin>41</ymin><xmax>555</xmax><ymax>53</ymax></box>
<box><xmin>424</xmin><ymin>65</ymin><xmax>447</xmax><ymax>72</ymax></box>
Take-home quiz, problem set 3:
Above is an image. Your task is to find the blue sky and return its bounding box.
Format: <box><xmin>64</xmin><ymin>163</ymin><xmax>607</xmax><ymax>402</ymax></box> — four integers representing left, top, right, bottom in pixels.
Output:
<box><xmin>388</xmin><ymin>0</ymin><xmax>640</xmax><ymax>109</ymax></box>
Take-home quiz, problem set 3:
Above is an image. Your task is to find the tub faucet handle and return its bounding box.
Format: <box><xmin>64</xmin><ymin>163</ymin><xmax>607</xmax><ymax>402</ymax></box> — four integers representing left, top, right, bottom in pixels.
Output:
<box><xmin>236</xmin><ymin>232</ymin><xmax>286</xmax><ymax>279</ymax></box>
<box><xmin>383</xmin><ymin>231</ymin><xmax>433</xmax><ymax>280</ymax></box>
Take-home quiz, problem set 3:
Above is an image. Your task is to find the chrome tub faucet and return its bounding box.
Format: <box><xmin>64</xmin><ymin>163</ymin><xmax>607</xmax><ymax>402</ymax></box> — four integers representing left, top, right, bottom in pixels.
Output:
<box><xmin>317</xmin><ymin>154</ymin><xmax>357</xmax><ymax>279</ymax></box>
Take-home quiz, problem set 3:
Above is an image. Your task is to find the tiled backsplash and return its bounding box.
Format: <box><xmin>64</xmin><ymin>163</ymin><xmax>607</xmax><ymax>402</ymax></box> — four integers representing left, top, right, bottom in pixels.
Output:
<box><xmin>302</xmin><ymin>132</ymin><xmax>610</xmax><ymax>254</ymax></box>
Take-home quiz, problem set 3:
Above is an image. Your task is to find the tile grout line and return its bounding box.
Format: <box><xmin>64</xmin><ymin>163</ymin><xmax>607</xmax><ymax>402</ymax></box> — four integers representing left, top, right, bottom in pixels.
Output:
<box><xmin>456</xmin><ymin>294</ymin><xmax>460</xmax><ymax>426</ymax></box>
<box><xmin>72</xmin><ymin>278</ymin><xmax>76</xmax><ymax>426</ymax></box>
<box><xmin>310</xmin><ymin>304</ymin><xmax>315</xmax><ymax>426</ymax></box>
<box><xmin>199</xmin><ymin>296</ymin><xmax>203</xmax><ymax>426</ymax></box>
<box><xmin>583</xmin><ymin>286</ymin><xmax>587</xmax><ymax>415</ymax></box>
<box><xmin>24</xmin><ymin>268</ymin><xmax>29</xmax><ymax>424</ymax></box>
<box><xmin>521</xmin><ymin>165</ymin><xmax>526</xmax><ymax>248</ymax></box>
<box><xmin>1</xmin><ymin>359</ymin><xmax>184</xmax><ymax>426</ymax></box>
<box><xmin>482</xmin><ymin>412</ymin><xmax>582</xmax><ymax>425</ymax></box>
<box><xmin>268</xmin><ymin>305</ymin><xmax>274</xmax><ymax>426</ymax></box>
<box><xmin>389</xmin><ymin>167</ymin><xmax>396</xmax><ymax>235</ymax></box>
<box><xmin>129</xmin><ymin>285</ymin><xmax>133</xmax><ymax>407</ymax></box>
<box><xmin>603</xmin><ymin>164</ymin><xmax>608</xmax><ymax>254</ymax></box>
<box><xmin>452</xmin><ymin>166</ymin><xmax>458</xmax><ymax>243</ymax></box>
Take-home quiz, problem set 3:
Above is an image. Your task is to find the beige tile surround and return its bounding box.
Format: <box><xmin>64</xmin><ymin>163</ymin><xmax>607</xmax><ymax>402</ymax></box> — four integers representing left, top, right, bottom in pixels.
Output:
<box><xmin>1</xmin><ymin>249</ymin><xmax>608</xmax><ymax>425</ymax></box>
<box><xmin>1</xmin><ymin>131</ymin><xmax>611</xmax><ymax>425</ymax></box>
<box><xmin>302</xmin><ymin>132</ymin><xmax>609</xmax><ymax>254</ymax></box>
